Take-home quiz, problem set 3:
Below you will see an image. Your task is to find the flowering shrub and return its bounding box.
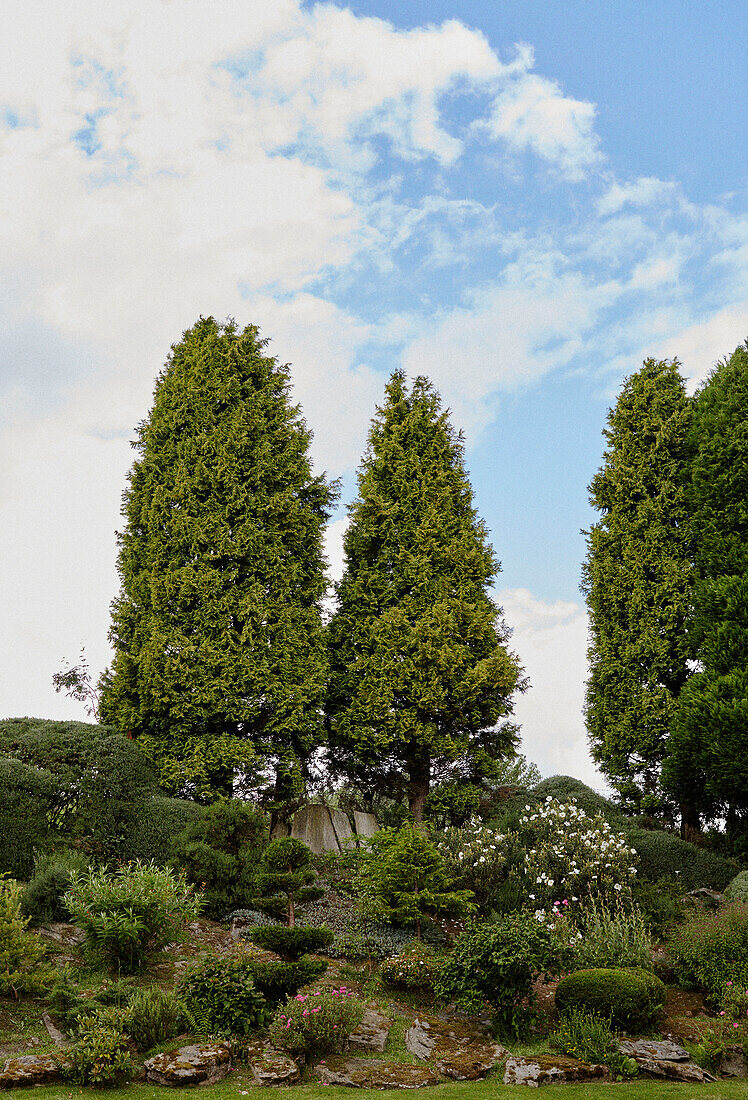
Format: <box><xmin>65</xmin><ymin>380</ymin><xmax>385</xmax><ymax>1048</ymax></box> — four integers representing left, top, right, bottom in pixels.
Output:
<box><xmin>722</xmin><ymin>980</ymin><xmax>748</xmax><ymax>1020</ymax></box>
<box><xmin>436</xmin><ymin>823</ymin><xmax>508</xmax><ymax>913</ymax></box>
<box><xmin>64</xmin><ymin>861</ymin><xmax>202</xmax><ymax>972</ymax></box>
<box><xmin>515</xmin><ymin>797</ymin><xmax>638</xmax><ymax>909</ymax></box>
<box><xmin>551</xmin><ymin>1007</ymin><xmax>638</xmax><ymax>1079</ymax></box>
<box><xmin>380</xmin><ymin>943</ymin><xmax>445</xmax><ymax>993</ymax></box>
<box><xmin>668</xmin><ymin>903</ymin><xmax>748</xmax><ymax>1003</ymax></box>
<box><xmin>267</xmin><ymin>988</ymin><xmax>364</xmax><ymax>1060</ymax></box>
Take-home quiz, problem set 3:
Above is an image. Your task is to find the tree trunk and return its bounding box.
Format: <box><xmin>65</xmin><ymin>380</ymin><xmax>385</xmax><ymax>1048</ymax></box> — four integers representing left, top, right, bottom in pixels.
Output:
<box><xmin>679</xmin><ymin>801</ymin><xmax>701</xmax><ymax>841</ymax></box>
<box><xmin>408</xmin><ymin>753</ymin><xmax>430</xmax><ymax>824</ymax></box>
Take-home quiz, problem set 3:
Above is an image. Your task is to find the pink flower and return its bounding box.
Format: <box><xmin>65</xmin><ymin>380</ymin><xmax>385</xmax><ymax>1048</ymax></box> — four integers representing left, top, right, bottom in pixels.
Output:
<box><xmin>296</xmin><ymin>994</ymin><xmax>307</xmax><ymax>1001</ymax></box>
<box><xmin>303</xmin><ymin>1010</ymin><xmax>309</xmax><ymax>1017</ymax></box>
<box><xmin>285</xmin><ymin>1019</ymin><xmax>291</xmax><ymax>1029</ymax></box>
<box><xmin>734</xmin><ymin>1023</ymin><xmax>740</xmax><ymax>1028</ymax></box>
<box><xmin>312</xmin><ymin>1007</ymin><xmax>320</xmax><ymax>1013</ymax></box>
<box><xmin>333</xmin><ymin>1025</ymin><xmax>338</xmax><ymax>1029</ymax></box>
<box><xmin>720</xmin><ymin>1011</ymin><xmax>726</xmax><ymax>1016</ymax></box>
<box><xmin>728</xmin><ymin>981</ymin><xmax>733</xmax><ymax>986</ymax></box>
<box><xmin>563</xmin><ymin>899</ymin><xmax>569</xmax><ymax>906</ymax></box>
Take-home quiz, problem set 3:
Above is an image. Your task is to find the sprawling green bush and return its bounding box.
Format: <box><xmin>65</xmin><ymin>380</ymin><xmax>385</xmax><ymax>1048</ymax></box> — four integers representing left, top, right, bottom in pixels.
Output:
<box><xmin>59</xmin><ymin>1013</ymin><xmax>133</xmax><ymax>1086</ymax></box>
<box><xmin>551</xmin><ymin>1007</ymin><xmax>638</xmax><ymax>1079</ymax></box>
<box><xmin>245</xmin><ymin>957</ymin><xmax>327</xmax><ymax>1004</ymax></box>
<box><xmin>170</xmin><ymin>800</ymin><xmax>268</xmax><ymax>917</ymax></box>
<box><xmin>570</xmin><ymin>898</ymin><xmax>653</xmax><ymax>972</ymax></box>
<box><xmin>668</xmin><ymin>902</ymin><xmax>748</xmax><ymax>1002</ymax></box>
<box><xmin>178</xmin><ymin>952</ymin><xmax>268</xmax><ymax>1035</ymax></box>
<box><xmin>381</xmin><ymin>943</ymin><xmax>444</xmax><ymax>993</ymax></box>
<box><xmin>267</xmin><ymin>987</ymin><xmax>364</xmax><ymax>1061</ymax></box>
<box><xmin>555</xmin><ymin>967</ymin><xmax>666</xmax><ymax>1031</ymax></box>
<box><xmin>627</xmin><ymin>827</ymin><xmax>737</xmax><ymax>891</ymax></box>
<box><xmin>64</xmin><ymin>861</ymin><xmax>202</xmax><ymax>972</ymax></box>
<box><xmin>21</xmin><ymin>849</ymin><xmax>89</xmax><ymax>925</ymax></box>
<box><xmin>724</xmin><ymin>870</ymin><xmax>748</xmax><ymax>904</ymax></box>
<box><xmin>0</xmin><ymin>756</ymin><xmax>56</xmax><ymax>880</ymax></box>
<box><xmin>0</xmin><ymin>874</ymin><xmax>51</xmax><ymax>998</ymax></box>
<box><xmin>249</xmin><ymin>924</ymin><xmax>333</xmax><ymax>960</ymax></box>
<box><xmin>435</xmin><ymin>912</ymin><xmax>558</xmax><ymax>1039</ymax></box>
<box><xmin>122</xmin><ymin>796</ymin><xmax>203</xmax><ymax>865</ymax></box>
<box><xmin>46</xmin><ymin>970</ymin><xmax>137</xmax><ymax>1034</ymax></box>
<box><xmin>122</xmin><ymin>988</ymin><xmax>188</xmax><ymax>1051</ymax></box>
<box><xmin>493</xmin><ymin>776</ymin><xmax>626</xmax><ymax>832</ymax></box>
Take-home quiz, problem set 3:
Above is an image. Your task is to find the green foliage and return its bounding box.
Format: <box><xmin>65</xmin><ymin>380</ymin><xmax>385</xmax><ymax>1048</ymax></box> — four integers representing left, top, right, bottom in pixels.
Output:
<box><xmin>252</xmin><ymin>837</ymin><xmax>324</xmax><ymax>926</ymax></box>
<box><xmin>267</xmin><ymin>987</ymin><xmax>365</xmax><ymax>1060</ymax></box>
<box><xmin>725</xmin><ymin>871</ymin><xmax>748</xmax><ymax>903</ymax></box>
<box><xmin>582</xmin><ymin>358</ymin><xmax>693</xmax><ymax>817</ymax></box>
<box><xmin>46</xmin><ymin>970</ymin><xmax>137</xmax><ymax>1035</ymax></box>
<box><xmin>631</xmin><ymin>879</ymin><xmax>686</xmax><ymax>938</ymax></box>
<box><xmin>424</xmin><ymin>781</ymin><xmax>480</xmax><ymax>829</ymax></box>
<box><xmin>665</xmin><ymin>342</ymin><xmax>748</xmax><ymax>828</ymax></box>
<box><xmin>120</xmin><ymin>795</ymin><xmax>203</xmax><ymax>865</ymax></box>
<box><xmin>100</xmin><ymin>317</ymin><xmax>338</xmax><ymax>803</ymax></box>
<box><xmin>59</xmin><ymin>1013</ymin><xmax>133</xmax><ymax>1086</ymax></box>
<box><xmin>570</xmin><ymin>898</ymin><xmax>653</xmax><ymax>971</ymax></box>
<box><xmin>0</xmin><ymin>874</ymin><xmax>50</xmax><ymax>998</ymax></box>
<box><xmin>555</xmin><ymin>967</ymin><xmax>666</xmax><ymax>1031</ymax></box>
<box><xmin>668</xmin><ymin>901</ymin><xmax>748</xmax><ymax>1001</ymax></box>
<box><xmin>249</xmin><ymin>924</ymin><xmax>334</xmax><ymax>960</ymax></box>
<box><xmin>435</xmin><ymin>912</ymin><xmax>558</xmax><ymax>1039</ymax></box>
<box><xmin>514</xmin><ymin>797</ymin><xmax>638</xmax><ymax>909</ymax></box>
<box><xmin>178</xmin><ymin>952</ymin><xmax>269</xmax><ymax>1036</ymax></box>
<box><xmin>435</xmin><ymin>822</ymin><xmax>508</xmax><ymax>914</ymax></box>
<box><xmin>64</xmin><ymin>860</ymin><xmax>202</xmax><ymax>972</ymax></box>
<box><xmin>326</xmin><ymin>371</ymin><xmax>524</xmax><ymax>821</ymax></box>
<box><xmin>0</xmin><ymin>754</ymin><xmax>56</xmax><ymax>879</ymax></box>
<box><xmin>551</xmin><ymin>1008</ymin><xmax>638</xmax><ymax>1079</ymax></box>
<box><xmin>528</xmin><ymin>776</ymin><xmax>626</xmax><ymax>825</ymax></box>
<box><xmin>357</xmin><ymin>825</ymin><xmax>474</xmax><ymax>936</ymax></box>
<box><xmin>121</xmin><ymin>988</ymin><xmax>188</xmax><ymax>1051</ymax></box>
<box><xmin>380</xmin><ymin>942</ymin><xmax>444</xmax><ymax>993</ymax></box>
<box><xmin>627</xmin><ymin>827</ymin><xmax>737</xmax><ymax>890</ymax></box>
<box><xmin>0</xmin><ymin>717</ymin><xmax>157</xmax><ymax>861</ymax></box>
<box><xmin>245</xmin><ymin>957</ymin><xmax>327</xmax><ymax>1004</ymax></box>
<box><xmin>21</xmin><ymin>849</ymin><xmax>89</xmax><ymax>925</ymax></box>
<box><xmin>722</xmin><ymin>980</ymin><xmax>748</xmax><ymax>1019</ymax></box>
<box><xmin>170</xmin><ymin>799</ymin><xmax>268</xmax><ymax>917</ymax></box>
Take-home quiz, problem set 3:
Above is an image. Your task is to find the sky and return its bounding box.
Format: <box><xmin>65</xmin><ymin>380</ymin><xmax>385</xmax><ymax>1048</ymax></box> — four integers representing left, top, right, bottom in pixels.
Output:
<box><xmin>1</xmin><ymin>1</ymin><xmax>746</xmax><ymax>790</ymax></box>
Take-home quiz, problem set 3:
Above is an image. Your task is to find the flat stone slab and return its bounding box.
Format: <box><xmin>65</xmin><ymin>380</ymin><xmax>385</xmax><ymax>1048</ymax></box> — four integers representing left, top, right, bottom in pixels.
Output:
<box><xmin>353</xmin><ymin>811</ymin><xmax>378</xmax><ymax>839</ymax></box>
<box><xmin>721</xmin><ymin>1045</ymin><xmax>748</xmax><ymax>1078</ymax></box>
<box><xmin>144</xmin><ymin>1042</ymin><xmax>231</xmax><ymax>1086</ymax></box>
<box><xmin>291</xmin><ymin>805</ymin><xmax>341</xmax><ymax>854</ymax></box>
<box><xmin>405</xmin><ymin>1013</ymin><xmax>506</xmax><ymax>1080</ymax></box>
<box><xmin>245</xmin><ymin>1041</ymin><xmax>300</xmax><ymax>1086</ymax></box>
<box><xmin>0</xmin><ymin>1054</ymin><xmax>66</xmax><ymax>1087</ymax></box>
<box><xmin>618</xmin><ymin>1039</ymin><xmax>712</xmax><ymax>1081</ymax></box>
<box><xmin>316</xmin><ymin>1057</ymin><xmax>440</xmax><ymax>1088</ymax></box>
<box><xmin>503</xmin><ymin>1054</ymin><xmax>608</xmax><ymax>1086</ymax></box>
<box><xmin>348</xmin><ymin>1006</ymin><xmax>392</xmax><ymax>1052</ymax></box>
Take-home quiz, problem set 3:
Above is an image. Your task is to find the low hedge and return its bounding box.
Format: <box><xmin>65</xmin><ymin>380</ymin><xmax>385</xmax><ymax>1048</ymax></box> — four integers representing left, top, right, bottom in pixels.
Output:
<box><xmin>628</xmin><ymin>827</ymin><xmax>737</xmax><ymax>891</ymax></box>
<box><xmin>122</xmin><ymin>796</ymin><xmax>204</xmax><ymax>865</ymax></box>
<box><xmin>555</xmin><ymin>967</ymin><xmax>666</xmax><ymax>1031</ymax></box>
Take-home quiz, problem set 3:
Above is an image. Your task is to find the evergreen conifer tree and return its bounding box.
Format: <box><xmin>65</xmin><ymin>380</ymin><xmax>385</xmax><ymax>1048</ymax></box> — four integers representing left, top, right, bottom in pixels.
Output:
<box><xmin>100</xmin><ymin>317</ymin><xmax>337</xmax><ymax>803</ymax></box>
<box><xmin>665</xmin><ymin>342</ymin><xmax>748</xmax><ymax>837</ymax></box>
<box><xmin>582</xmin><ymin>358</ymin><xmax>694</xmax><ymax>818</ymax></box>
<box><xmin>326</xmin><ymin>371</ymin><xmax>524</xmax><ymax>822</ymax></box>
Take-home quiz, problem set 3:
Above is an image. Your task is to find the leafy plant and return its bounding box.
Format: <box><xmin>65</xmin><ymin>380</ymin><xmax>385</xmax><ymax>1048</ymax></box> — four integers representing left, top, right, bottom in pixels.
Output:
<box><xmin>725</xmin><ymin>870</ymin><xmax>748</xmax><ymax>904</ymax></box>
<box><xmin>668</xmin><ymin>901</ymin><xmax>748</xmax><ymax>1002</ymax></box>
<box><xmin>555</xmin><ymin>967</ymin><xmax>666</xmax><ymax>1031</ymax></box>
<box><xmin>122</xmin><ymin>987</ymin><xmax>187</xmax><ymax>1051</ymax></box>
<box><xmin>251</xmin><ymin>837</ymin><xmax>324</xmax><ymax>926</ymax></box>
<box><xmin>178</xmin><ymin>952</ymin><xmax>269</xmax><ymax>1036</ymax></box>
<box><xmin>64</xmin><ymin>860</ymin><xmax>202</xmax><ymax>972</ymax></box>
<box><xmin>551</xmin><ymin>1007</ymin><xmax>638</xmax><ymax>1079</ymax></box>
<box><xmin>381</xmin><ymin>942</ymin><xmax>444</xmax><ymax>993</ymax></box>
<box><xmin>245</xmin><ymin>958</ymin><xmax>327</xmax><ymax>1004</ymax></box>
<box><xmin>267</xmin><ymin>987</ymin><xmax>364</xmax><ymax>1061</ymax></box>
<box><xmin>59</xmin><ymin>1013</ymin><xmax>133</xmax><ymax>1086</ymax></box>
<box><xmin>21</xmin><ymin>849</ymin><xmax>89</xmax><ymax>925</ymax></box>
<box><xmin>0</xmin><ymin>873</ymin><xmax>50</xmax><ymax>998</ymax></box>
<box><xmin>570</xmin><ymin>897</ymin><xmax>653</xmax><ymax>971</ymax></box>
<box><xmin>249</xmin><ymin>924</ymin><xmax>333</xmax><ymax>960</ymax></box>
<box><xmin>46</xmin><ymin>970</ymin><xmax>136</xmax><ymax>1034</ymax></box>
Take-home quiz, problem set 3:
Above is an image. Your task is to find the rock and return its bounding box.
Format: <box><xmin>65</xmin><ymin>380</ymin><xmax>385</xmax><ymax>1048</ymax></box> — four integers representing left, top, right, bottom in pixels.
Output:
<box><xmin>404</xmin><ymin>1014</ymin><xmax>506</xmax><ymax>1080</ymax></box>
<box><xmin>352</xmin><ymin>811</ymin><xmax>379</xmax><ymax>840</ymax></box>
<box><xmin>347</xmin><ymin>1006</ymin><xmax>391</xmax><ymax>1053</ymax></box>
<box><xmin>330</xmin><ymin>808</ymin><xmax>355</xmax><ymax>850</ymax></box>
<box><xmin>0</xmin><ymin>1054</ymin><xmax>66</xmax><ymax>1087</ymax></box>
<box><xmin>36</xmin><ymin>922</ymin><xmax>85</xmax><ymax>946</ymax></box>
<box><xmin>271</xmin><ymin>822</ymin><xmax>290</xmax><ymax>839</ymax></box>
<box><xmin>244</xmin><ymin>1041</ymin><xmax>300</xmax><ymax>1086</ymax></box>
<box><xmin>316</xmin><ymin>1056</ymin><xmax>440</xmax><ymax>1088</ymax></box>
<box><xmin>503</xmin><ymin>1054</ymin><xmax>608</xmax><ymax>1086</ymax></box>
<box><xmin>720</xmin><ymin>1045</ymin><xmax>748</xmax><ymax>1077</ymax></box>
<box><xmin>42</xmin><ymin>1011</ymin><xmax>71</xmax><ymax>1047</ymax></box>
<box><xmin>688</xmin><ymin>887</ymin><xmax>725</xmax><ymax>907</ymax></box>
<box><xmin>618</xmin><ymin>1038</ymin><xmax>713</xmax><ymax>1081</ymax></box>
<box><xmin>144</xmin><ymin>1042</ymin><xmax>231</xmax><ymax>1086</ymax></box>
<box><xmin>291</xmin><ymin>805</ymin><xmax>342</xmax><ymax>854</ymax></box>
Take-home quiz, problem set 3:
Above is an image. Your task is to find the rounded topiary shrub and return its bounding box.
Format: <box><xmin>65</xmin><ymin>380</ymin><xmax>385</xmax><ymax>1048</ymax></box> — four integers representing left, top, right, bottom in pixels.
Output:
<box><xmin>725</xmin><ymin>870</ymin><xmax>748</xmax><ymax>904</ymax></box>
<box><xmin>249</xmin><ymin>925</ymin><xmax>334</xmax><ymax>960</ymax></box>
<box><xmin>555</xmin><ymin>967</ymin><xmax>666</xmax><ymax>1031</ymax></box>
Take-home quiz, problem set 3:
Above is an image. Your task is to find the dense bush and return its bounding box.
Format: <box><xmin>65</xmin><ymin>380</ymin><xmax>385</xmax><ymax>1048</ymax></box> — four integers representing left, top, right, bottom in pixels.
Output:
<box><xmin>668</xmin><ymin>902</ymin><xmax>748</xmax><ymax>1002</ymax></box>
<box><xmin>436</xmin><ymin>823</ymin><xmax>508</xmax><ymax>914</ymax></box>
<box><xmin>0</xmin><ymin>756</ymin><xmax>55</xmax><ymax>879</ymax></box>
<box><xmin>725</xmin><ymin>870</ymin><xmax>748</xmax><ymax>903</ymax></box>
<box><xmin>267</xmin><ymin>987</ymin><xmax>364</xmax><ymax>1061</ymax></box>
<box><xmin>570</xmin><ymin>899</ymin><xmax>653</xmax><ymax>972</ymax></box>
<box><xmin>122</xmin><ymin>988</ymin><xmax>188</xmax><ymax>1051</ymax></box>
<box><xmin>122</xmin><ymin>796</ymin><xmax>203</xmax><ymax>865</ymax></box>
<box><xmin>627</xmin><ymin>827</ymin><xmax>737</xmax><ymax>890</ymax></box>
<box><xmin>381</xmin><ymin>943</ymin><xmax>444</xmax><ymax>993</ymax></box>
<box><xmin>246</xmin><ymin>957</ymin><xmax>328</xmax><ymax>1004</ymax></box>
<box><xmin>0</xmin><ymin>874</ymin><xmax>50</xmax><ymax>998</ymax></box>
<box><xmin>435</xmin><ymin>912</ymin><xmax>558</xmax><ymax>1039</ymax></box>
<box><xmin>632</xmin><ymin>879</ymin><xmax>687</xmax><ymax>938</ymax></box>
<box><xmin>555</xmin><ymin>967</ymin><xmax>666</xmax><ymax>1031</ymax></box>
<box><xmin>22</xmin><ymin>849</ymin><xmax>89</xmax><ymax>925</ymax></box>
<box><xmin>59</xmin><ymin>1014</ymin><xmax>133</xmax><ymax>1086</ymax></box>
<box><xmin>64</xmin><ymin>861</ymin><xmax>202</xmax><ymax>972</ymax></box>
<box><xmin>494</xmin><ymin>776</ymin><xmax>625</xmax><ymax>832</ymax></box>
<box><xmin>171</xmin><ymin>800</ymin><xmax>268</xmax><ymax>917</ymax></box>
<box><xmin>249</xmin><ymin>924</ymin><xmax>334</xmax><ymax>960</ymax></box>
<box><xmin>178</xmin><ymin>952</ymin><xmax>269</xmax><ymax>1035</ymax></box>
<box><xmin>46</xmin><ymin>970</ymin><xmax>137</xmax><ymax>1034</ymax></box>
<box><xmin>551</xmin><ymin>1008</ymin><xmax>638</xmax><ymax>1079</ymax></box>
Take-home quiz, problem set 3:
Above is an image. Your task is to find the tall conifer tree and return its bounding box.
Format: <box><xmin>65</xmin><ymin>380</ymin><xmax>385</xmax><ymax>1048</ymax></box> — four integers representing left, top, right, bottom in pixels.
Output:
<box><xmin>582</xmin><ymin>358</ymin><xmax>694</xmax><ymax>818</ymax></box>
<box><xmin>665</xmin><ymin>342</ymin><xmax>748</xmax><ymax>837</ymax></box>
<box><xmin>326</xmin><ymin>372</ymin><xmax>524</xmax><ymax>822</ymax></box>
<box><xmin>100</xmin><ymin>318</ymin><xmax>337</xmax><ymax>803</ymax></box>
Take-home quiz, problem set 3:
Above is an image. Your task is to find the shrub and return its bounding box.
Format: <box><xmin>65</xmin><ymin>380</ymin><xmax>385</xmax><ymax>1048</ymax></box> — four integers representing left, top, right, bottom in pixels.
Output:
<box><xmin>64</xmin><ymin>861</ymin><xmax>202</xmax><ymax>972</ymax></box>
<box><xmin>122</xmin><ymin>988</ymin><xmax>187</xmax><ymax>1051</ymax></box>
<box><xmin>436</xmin><ymin>823</ymin><xmax>508</xmax><ymax>914</ymax></box>
<box><xmin>551</xmin><ymin>1007</ymin><xmax>638</xmax><ymax>1079</ymax></box>
<box><xmin>170</xmin><ymin>800</ymin><xmax>268</xmax><ymax>917</ymax></box>
<box><xmin>46</xmin><ymin>970</ymin><xmax>136</xmax><ymax>1034</ymax></box>
<box><xmin>668</xmin><ymin>902</ymin><xmax>748</xmax><ymax>1002</ymax></box>
<box><xmin>267</xmin><ymin>987</ymin><xmax>364</xmax><ymax>1061</ymax></box>
<box><xmin>0</xmin><ymin>756</ymin><xmax>55</xmax><ymax>880</ymax></box>
<box><xmin>435</xmin><ymin>912</ymin><xmax>559</xmax><ymax>1039</ymax></box>
<box><xmin>725</xmin><ymin>871</ymin><xmax>748</xmax><ymax>904</ymax></box>
<box><xmin>249</xmin><ymin>925</ymin><xmax>333</xmax><ymax>960</ymax></box>
<box><xmin>22</xmin><ymin>849</ymin><xmax>89</xmax><ymax>925</ymax></box>
<box><xmin>722</xmin><ymin>980</ymin><xmax>748</xmax><ymax>1019</ymax></box>
<box><xmin>246</xmin><ymin>958</ymin><xmax>328</xmax><ymax>1004</ymax></box>
<box><xmin>570</xmin><ymin>898</ymin><xmax>653</xmax><ymax>971</ymax></box>
<box><xmin>627</xmin><ymin>827</ymin><xmax>737</xmax><ymax>891</ymax></box>
<box><xmin>357</xmin><ymin>825</ymin><xmax>474</xmax><ymax>937</ymax></box>
<box><xmin>555</xmin><ymin>967</ymin><xmax>666</xmax><ymax>1031</ymax></box>
<box><xmin>0</xmin><ymin>874</ymin><xmax>50</xmax><ymax>998</ymax></box>
<box><xmin>122</xmin><ymin>796</ymin><xmax>203</xmax><ymax>865</ymax></box>
<box><xmin>59</xmin><ymin>1014</ymin><xmax>133</xmax><ymax>1086</ymax></box>
<box><xmin>381</xmin><ymin>943</ymin><xmax>444</xmax><ymax>993</ymax></box>
<box><xmin>632</xmin><ymin>879</ymin><xmax>686</xmax><ymax>938</ymax></box>
<box><xmin>178</xmin><ymin>952</ymin><xmax>269</xmax><ymax>1036</ymax></box>
<box><xmin>514</xmin><ymin>797</ymin><xmax>638</xmax><ymax>909</ymax></box>
<box><xmin>252</xmin><ymin>837</ymin><xmax>324</xmax><ymax>925</ymax></box>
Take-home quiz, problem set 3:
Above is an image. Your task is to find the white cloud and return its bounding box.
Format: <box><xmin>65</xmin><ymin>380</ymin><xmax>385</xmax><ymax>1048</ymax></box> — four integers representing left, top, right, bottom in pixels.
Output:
<box><xmin>596</xmin><ymin>176</ymin><xmax>680</xmax><ymax>216</ymax></box>
<box><xmin>498</xmin><ymin>588</ymin><xmax>604</xmax><ymax>790</ymax></box>
<box><xmin>653</xmin><ymin>303</ymin><xmax>748</xmax><ymax>391</ymax></box>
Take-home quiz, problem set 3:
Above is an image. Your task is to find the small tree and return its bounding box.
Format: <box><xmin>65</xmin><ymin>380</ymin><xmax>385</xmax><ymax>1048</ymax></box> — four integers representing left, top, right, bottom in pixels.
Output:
<box><xmin>357</xmin><ymin>825</ymin><xmax>474</xmax><ymax>939</ymax></box>
<box><xmin>251</xmin><ymin>837</ymin><xmax>323</xmax><ymax>929</ymax></box>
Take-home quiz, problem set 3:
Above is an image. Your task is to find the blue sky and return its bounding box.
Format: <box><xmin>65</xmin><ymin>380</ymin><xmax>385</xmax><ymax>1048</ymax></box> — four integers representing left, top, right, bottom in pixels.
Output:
<box><xmin>1</xmin><ymin>0</ymin><xmax>746</xmax><ymax>786</ymax></box>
